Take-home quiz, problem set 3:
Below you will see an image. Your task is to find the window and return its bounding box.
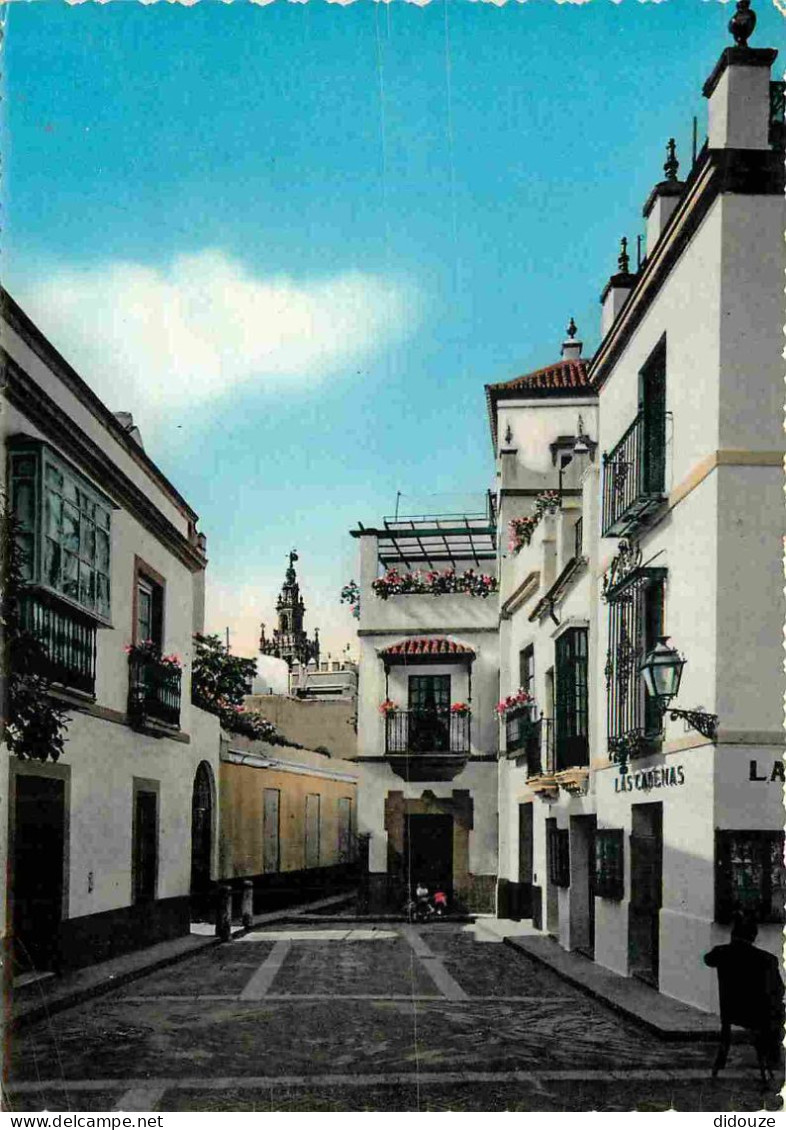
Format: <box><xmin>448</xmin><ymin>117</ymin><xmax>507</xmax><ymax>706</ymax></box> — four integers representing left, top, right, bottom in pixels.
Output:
<box><xmin>555</xmin><ymin>628</ymin><xmax>589</xmax><ymax>769</ymax></box>
<box><xmin>263</xmin><ymin>789</ymin><xmax>280</xmax><ymax>873</ymax></box>
<box><xmin>606</xmin><ymin>570</ymin><xmax>665</xmax><ymax>757</ymax></box>
<box><xmin>519</xmin><ymin>646</ymin><xmax>535</xmax><ymax>699</ymax></box>
<box><xmin>305</xmin><ymin>793</ymin><xmax>320</xmax><ymax>869</ymax></box>
<box><xmin>594</xmin><ymin>829</ymin><xmax>624</xmax><ymax>900</ymax></box>
<box><xmin>10</xmin><ymin>441</ymin><xmax>112</xmax><ymax>620</ymax></box>
<box><xmin>547</xmin><ymin>820</ymin><xmax>570</xmax><ymax>888</ymax></box>
<box><xmin>715</xmin><ymin>830</ymin><xmax>785</xmax><ymax>925</ymax></box>
<box><xmin>639</xmin><ymin>340</ymin><xmax>667</xmax><ymax>497</ymax></box>
<box><xmin>134</xmin><ymin>559</ymin><xmax>164</xmax><ymax>647</ymax></box>
<box><xmin>132</xmin><ymin>784</ymin><xmax>159</xmax><ymax>903</ymax></box>
<box><xmin>408</xmin><ymin>675</ymin><xmax>451</xmax><ymax>753</ymax></box>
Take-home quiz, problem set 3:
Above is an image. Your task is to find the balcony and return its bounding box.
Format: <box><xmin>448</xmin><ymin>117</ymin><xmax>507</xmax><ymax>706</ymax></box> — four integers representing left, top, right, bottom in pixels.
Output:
<box><xmin>601</xmin><ymin>412</ymin><xmax>665</xmax><ymax>537</ymax></box>
<box><xmin>128</xmin><ymin>653</ymin><xmax>182</xmax><ymax>730</ymax></box>
<box><xmin>384</xmin><ymin>708</ymin><xmax>470</xmax><ymax>781</ymax></box>
<box><xmin>19</xmin><ymin>590</ymin><xmax>97</xmax><ymax>697</ymax></box>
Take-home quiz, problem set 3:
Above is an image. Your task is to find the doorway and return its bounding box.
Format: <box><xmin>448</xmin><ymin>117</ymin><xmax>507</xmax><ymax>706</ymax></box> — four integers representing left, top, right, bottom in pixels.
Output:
<box><xmin>13</xmin><ymin>774</ymin><xmax>66</xmax><ymax>973</ymax></box>
<box><xmin>628</xmin><ymin>802</ymin><xmax>663</xmax><ymax>987</ymax></box>
<box><xmin>404</xmin><ymin>813</ymin><xmax>453</xmax><ymax>898</ymax></box>
<box><xmin>570</xmin><ymin>815</ymin><xmax>597</xmax><ymax>957</ymax></box>
<box><xmin>190</xmin><ymin>762</ymin><xmax>213</xmax><ymax>920</ymax></box>
<box><xmin>545</xmin><ymin>816</ymin><xmax>559</xmax><ymax>935</ymax></box>
<box><xmin>408</xmin><ymin>675</ymin><xmax>451</xmax><ymax>752</ymax></box>
<box><xmin>518</xmin><ymin>803</ymin><xmax>534</xmax><ymax>919</ymax></box>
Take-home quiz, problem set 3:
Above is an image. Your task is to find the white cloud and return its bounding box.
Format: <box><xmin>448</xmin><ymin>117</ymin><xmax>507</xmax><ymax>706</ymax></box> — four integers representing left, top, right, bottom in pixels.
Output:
<box><xmin>17</xmin><ymin>250</ymin><xmax>416</xmax><ymax>426</ymax></box>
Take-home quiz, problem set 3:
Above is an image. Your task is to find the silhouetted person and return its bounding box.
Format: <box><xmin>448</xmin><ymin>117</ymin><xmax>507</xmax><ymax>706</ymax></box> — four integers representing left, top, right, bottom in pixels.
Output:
<box><xmin>704</xmin><ymin>914</ymin><xmax>784</xmax><ymax>1086</ymax></box>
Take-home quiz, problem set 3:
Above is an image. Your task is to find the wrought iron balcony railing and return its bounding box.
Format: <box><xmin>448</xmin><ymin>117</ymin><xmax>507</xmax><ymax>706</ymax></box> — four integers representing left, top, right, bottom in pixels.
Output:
<box><xmin>524</xmin><ymin>716</ymin><xmax>555</xmax><ymax>778</ymax></box>
<box><xmin>385</xmin><ymin>708</ymin><xmax>470</xmax><ymax>756</ymax></box>
<box><xmin>128</xmin><ymin>653</ymin><xmax>182</xmax><ymax>729</ymax></box>
<box><xmin>19</xmin><ymin>590</ymin><xmax>97</xmax><ymax>696</ymax></box>
<box><xmin>601</xmin><ymin>411</ymin><xmax>665</xmax><ymax>537</ymax></box>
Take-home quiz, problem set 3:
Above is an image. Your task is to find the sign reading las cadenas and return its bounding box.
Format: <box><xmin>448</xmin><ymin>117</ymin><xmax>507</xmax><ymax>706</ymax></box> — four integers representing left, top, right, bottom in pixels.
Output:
<box><xmin>614</xmin><ymin>765</ymin><xmax>685</xmax><ymax>793</ymax></box>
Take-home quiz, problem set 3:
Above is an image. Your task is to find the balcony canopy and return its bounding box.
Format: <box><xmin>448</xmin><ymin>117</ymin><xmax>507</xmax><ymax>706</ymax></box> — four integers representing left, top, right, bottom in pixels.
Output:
<box><xmin>380</xmin><ymin>638</ymin><xmax>476</xmax><ymax>669</ymax></box>
<box><xmin>351</xmin><ymin>503</ymin><xmax>497</xmax><ymax>569</ymax></box>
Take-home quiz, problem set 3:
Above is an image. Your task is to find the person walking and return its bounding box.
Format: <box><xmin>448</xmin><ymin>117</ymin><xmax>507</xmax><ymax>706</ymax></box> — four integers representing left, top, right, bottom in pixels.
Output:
<box><xmin>703</xmin><ymin>914</ymin><xmax>784</xmax><ymax>1086</ymax></box>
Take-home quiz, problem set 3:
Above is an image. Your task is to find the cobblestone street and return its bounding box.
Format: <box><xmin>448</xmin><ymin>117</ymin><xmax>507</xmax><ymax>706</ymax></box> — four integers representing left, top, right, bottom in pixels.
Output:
<box><xmin>6</xmin><ymin>923</ymin><xmax>782</xmax><ymax>1112</ymax></box>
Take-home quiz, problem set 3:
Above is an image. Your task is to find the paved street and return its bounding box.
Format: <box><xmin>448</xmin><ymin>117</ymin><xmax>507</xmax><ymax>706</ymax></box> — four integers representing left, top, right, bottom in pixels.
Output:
<box><xmin>5</xmin><ymin>922</ymin><xmax>782</xmax><ymax>1113</ymax></box>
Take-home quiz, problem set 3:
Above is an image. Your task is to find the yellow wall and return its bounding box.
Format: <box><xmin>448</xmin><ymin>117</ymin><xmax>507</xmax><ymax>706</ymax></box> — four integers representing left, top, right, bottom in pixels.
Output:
<box><xmin>219</xmin><ymin>745</ymin><xmax>358</xmax><ymax>879</ymax></box>
<box><xmin>244</xmin><ymin>695</ymin><xmax>356</xmax><ymax>760</ymax></box>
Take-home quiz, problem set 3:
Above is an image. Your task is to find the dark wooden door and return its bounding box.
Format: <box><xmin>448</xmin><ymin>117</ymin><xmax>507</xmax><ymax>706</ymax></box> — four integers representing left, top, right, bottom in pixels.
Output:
<box><xmin>134</xmin><ymin>791</ymin><xmax>158</xmax><ymax>904</ymax></box>
<box><xmin>190</xmin><ymin>764</ymin><xmax>213</xmax><ymax>919</ymax></box>
<box><xmin>628</xmin><ymin>802</ymin><xmax>663</xmax><ymax>986</ymax></box>
<box><xmin>405</xmin><ymin>814</ymin><xmax>453</xmax><ymax>898</ymax></box>
<box><xmin>13</xmin><ymin>775</ymin><xmax>65</xmax><ymax>973</ymax></box>
<box><xmin>517</xmin><ymin>803</ymin><xmax>534</xmax><ymax>919</ymax></box>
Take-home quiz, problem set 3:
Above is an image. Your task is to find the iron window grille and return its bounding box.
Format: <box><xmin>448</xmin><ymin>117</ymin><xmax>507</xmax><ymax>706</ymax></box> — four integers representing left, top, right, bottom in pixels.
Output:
<box><xmin>770</xmin><ymin>80</ymin><xmax>785</xmax><ymax>150</ymax></box>
<box><xmin>555</xmin><ymin>628</ymin><xmax>589</xmax><ymax>769</ymax></box>
<box><xmin>715</xmin><ymin>830</ymin><xmax>785</xmax><ymax>925</ymax></box>
<box><xmin>19</xmin><ymin>589</ymin><xmax>97</xmax><ymax>697</ymax></box>
<box><xmin>605</xmin><ymin>569</ymin><xmax>666</xmax><ymax>763</ymax></box>
<box><xmin>10</xmin><ymin>440</ymin><xmax>113</xmax><ymax>622</ymax></box>
<box><xmin>601</xmin><ymin>342</ymin><xmax>667</xmax><ymax>537</ymax></box>
<box><xmin>547</xmin><ymin>824</ymin><xmax>570</xmax><ymax>888</ymax></box>
<box><xmin>594</xmin><ymin>829</ymin><xmax>625</xmax><ymax>900</ymax></box>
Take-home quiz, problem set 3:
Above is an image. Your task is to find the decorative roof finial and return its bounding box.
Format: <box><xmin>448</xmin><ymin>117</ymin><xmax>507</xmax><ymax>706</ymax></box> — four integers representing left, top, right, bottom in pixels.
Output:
<box><xmin>618</xmin><ymin>236</ymin><xmax>630</xmax><ymax>275</ymax></box>
<box><xmin>664</xmin><ymin>138</ymin><xmax>679</xmax><ymax>183</ymax></box>
<box><xmin>566</xmin><ymin>316</ymin><xmax>577</xmax><ymax>340</ymax></box>
<box><xmin>729</xmin><ymin>0</ymin><xmax>756</xmax><ymax>47</ymax></box>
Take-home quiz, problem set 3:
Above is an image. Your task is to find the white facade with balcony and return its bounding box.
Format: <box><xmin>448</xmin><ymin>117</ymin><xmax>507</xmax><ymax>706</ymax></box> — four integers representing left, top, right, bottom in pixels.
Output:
<box><xmin>2</xmin><ymin>292</ymin><xmax>221</xmax><ymax>974</ymax></box>
<box><xmin>351</xmin><ymin>510</ymin><xmax>499</xmax><ymax>912</ymax></box>
<box><xmin>492</xmin><ymin>27</ymin><xmax>784</xmax><ymax>1014</ymax></box>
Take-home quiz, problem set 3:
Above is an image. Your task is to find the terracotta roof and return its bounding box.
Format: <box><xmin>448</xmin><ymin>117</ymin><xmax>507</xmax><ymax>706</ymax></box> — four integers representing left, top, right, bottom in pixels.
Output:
<box><xmin>488</xmin><ymin>357</ymin><xmax>591</xmax><ymax>395</ymax></box>
<box><xmin>380</xmin><ymin>638</ymin><xmax>476</xmax><ymax>658</ymax></box>
<box><xmin>485</xmin><ymin>357</ymin><xmax>595</xmax><ymax>449</ymax></box>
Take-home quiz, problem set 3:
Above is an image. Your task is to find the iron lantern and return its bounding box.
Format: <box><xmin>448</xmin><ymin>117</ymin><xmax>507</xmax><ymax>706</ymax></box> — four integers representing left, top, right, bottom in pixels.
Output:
<box><xmin>640</xmin><ymin>636</ymin><xmax>685</xmax><ymax>706</ymax></box>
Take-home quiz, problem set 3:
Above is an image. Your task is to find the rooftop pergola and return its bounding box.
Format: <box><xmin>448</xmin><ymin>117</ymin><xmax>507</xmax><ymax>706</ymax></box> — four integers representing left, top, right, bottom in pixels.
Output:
<box><xmin>351</xmin><ymin>500</ymin><xmax>497</xmax><ymax>570</ymax></box>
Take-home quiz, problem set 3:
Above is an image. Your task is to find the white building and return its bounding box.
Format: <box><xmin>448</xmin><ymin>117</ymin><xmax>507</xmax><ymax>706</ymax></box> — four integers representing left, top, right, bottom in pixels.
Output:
<box><xmin>493</xmin><ymin>19</ymin><xmax>784</xmax><ymax>1013</ymax></box>
<box><xmin>2</xmin><ymin>291</ymin><xmax>221</xmax><ymax>973</ymax></box>
<box><xmin>350</xmin><ymin>505</ymin><xmax>499</xmax><ymax>911</ymax></box>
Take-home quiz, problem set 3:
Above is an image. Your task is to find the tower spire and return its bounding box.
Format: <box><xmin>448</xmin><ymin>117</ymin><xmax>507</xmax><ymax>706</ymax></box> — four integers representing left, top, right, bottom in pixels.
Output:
<box><xmin>259</xmin><ymin>552</ymin><xmax>320</xmax><ymax>669</ymax></box>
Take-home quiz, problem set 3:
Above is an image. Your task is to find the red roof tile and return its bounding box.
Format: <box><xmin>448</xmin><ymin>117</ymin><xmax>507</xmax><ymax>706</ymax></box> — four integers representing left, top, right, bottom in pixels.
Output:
<box><xmin>488</xmin><ymin>357</ymin><xmax>591</xmax><ymax>395</ymax></box>
<box><xmin>380</xmin><ymin>638</ymin><xmax>476</xmax><ymax>658</ymax></box>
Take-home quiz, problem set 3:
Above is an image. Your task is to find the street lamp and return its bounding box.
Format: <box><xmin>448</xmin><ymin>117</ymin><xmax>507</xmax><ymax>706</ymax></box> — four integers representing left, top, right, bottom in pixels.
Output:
<box><xmin>639</xmin><ymin>636</ymin><xmax>718</xmax><ymax>741</ymax></box>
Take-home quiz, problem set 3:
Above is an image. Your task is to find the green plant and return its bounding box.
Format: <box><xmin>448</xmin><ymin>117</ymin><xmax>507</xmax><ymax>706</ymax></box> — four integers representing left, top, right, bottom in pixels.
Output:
<box><xmin>191</xmin><ymin>633</ymin><xmax>257</xmax><ymax>714</ymax></box>
<box><xmin>1</xmin><ymin>501</ymin><xmax>71</xmax><ymax>762</ymax></box>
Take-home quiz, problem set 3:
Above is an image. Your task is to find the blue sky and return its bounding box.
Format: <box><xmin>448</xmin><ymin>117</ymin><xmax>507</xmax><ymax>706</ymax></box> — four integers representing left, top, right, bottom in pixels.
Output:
<box><xmin>5</xmin><ymin>0</ymin><xmax>783</xmax><ymax>660</ymax></box>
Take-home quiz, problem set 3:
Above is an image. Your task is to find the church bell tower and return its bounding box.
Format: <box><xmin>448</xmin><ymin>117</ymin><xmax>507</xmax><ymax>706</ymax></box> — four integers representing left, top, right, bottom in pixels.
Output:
<box><xmin>259</xmin><ymin>551</ymin><xmax>320</xmax><ymax>669</ymax></box>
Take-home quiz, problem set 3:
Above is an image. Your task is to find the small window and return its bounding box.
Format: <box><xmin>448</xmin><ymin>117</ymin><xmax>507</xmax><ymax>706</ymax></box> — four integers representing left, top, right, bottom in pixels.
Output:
<box><xmin>547</xmin><ymin>821</ymin><xmax>570</xmax><ymax>888</ymax></box>
<box><xmin>134</xmin><ymin>560</ymin><xmax>165</xmax><ymax>648</ymax></box>
<box><xmin>594</xmin><ymin>829</ymin><xmax>624</xmax><ymax>901</ymax></box>
<box><xmin>519</xmin><ymin>645</ymin><xmax>535</xmax><ymax>699</ymax></box>
<box><xmin>715</xmin><ymin>830</ymin><xmax>785</xmax><ymax>925</ymax></box>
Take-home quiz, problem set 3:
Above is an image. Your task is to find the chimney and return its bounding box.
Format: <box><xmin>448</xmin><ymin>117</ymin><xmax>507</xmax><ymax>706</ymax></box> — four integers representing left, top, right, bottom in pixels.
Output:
<box><xmin>600</xmin><ymin>238</ymin><xmax>636</xmax><ymax>337</ymax></box>
<box><xmin>560</xmin><ymin>317</ymin><xmax>583</xmax><ymax>361</ymax></box>
<box><xmin>642</xmin><ymin>139</ymin><xmax>684</xmax><ymax>255</ymax></box>
<box><xmin>702</xmin><ymin>2</ymin><xmax>777</xmax><ymax>151</ymax></box>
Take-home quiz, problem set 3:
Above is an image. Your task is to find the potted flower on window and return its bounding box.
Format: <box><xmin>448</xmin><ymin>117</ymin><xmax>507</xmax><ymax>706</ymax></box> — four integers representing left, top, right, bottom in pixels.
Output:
<box><xmin>450</xmin><ymin>701</ymin><xmax>470</xmax><ymax>716</ymax></box>
<box><xmin>378</xmin><ymin>698</ymin><xmax>399</xmax><ymax>716</ymax></box>
<box><xmin>494</xmin><ymin>689</ymin><xmax>535</xmax><ymax>718</ymax></box>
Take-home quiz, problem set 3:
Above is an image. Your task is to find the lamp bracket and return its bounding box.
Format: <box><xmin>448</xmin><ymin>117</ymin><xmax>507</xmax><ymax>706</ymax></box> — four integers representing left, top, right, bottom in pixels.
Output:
<box><xmin>667</xmin><ymin>706</ymin><xmax>718</xmax><ymax>742</ymax></box>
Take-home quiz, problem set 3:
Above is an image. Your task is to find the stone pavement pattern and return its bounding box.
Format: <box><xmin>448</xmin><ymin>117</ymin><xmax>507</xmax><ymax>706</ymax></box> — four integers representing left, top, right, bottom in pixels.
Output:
<box><xmin>5</xmin><ymin>923</ymin><xmax>782</xmax><ymax>1113</ymax></box>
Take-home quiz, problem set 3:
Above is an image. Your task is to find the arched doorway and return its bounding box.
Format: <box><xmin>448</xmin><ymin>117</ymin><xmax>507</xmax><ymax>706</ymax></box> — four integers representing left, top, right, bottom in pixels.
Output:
<box><xmin>190</xmin><ymin>762</ymin><xmax>214</xmax><ymax>921</ymax></box>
